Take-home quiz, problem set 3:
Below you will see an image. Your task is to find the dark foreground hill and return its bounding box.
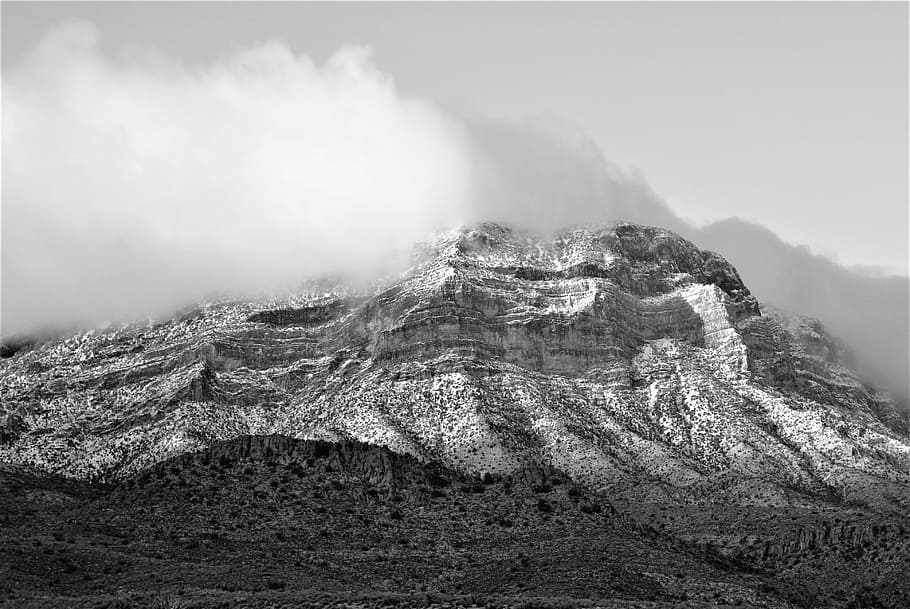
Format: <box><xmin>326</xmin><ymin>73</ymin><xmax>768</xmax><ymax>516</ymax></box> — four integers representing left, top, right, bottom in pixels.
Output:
<box><xmin>3</xmin><ymin>435</ymin><xmax>908</xmax><ymax>609</ymax></box>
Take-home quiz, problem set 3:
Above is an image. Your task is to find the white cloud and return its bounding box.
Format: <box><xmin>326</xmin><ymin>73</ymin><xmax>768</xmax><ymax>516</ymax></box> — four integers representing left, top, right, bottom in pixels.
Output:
<box><xmin>2</xmin><ymin>21</ymin><xmax>472</xmax><ymax>332</ymax></box>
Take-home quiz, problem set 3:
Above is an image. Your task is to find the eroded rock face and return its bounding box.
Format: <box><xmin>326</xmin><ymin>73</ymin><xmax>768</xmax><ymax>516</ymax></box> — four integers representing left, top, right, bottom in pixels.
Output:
<box><xmin>1</xmin><ymin>222</ymin><xmax>907</xmax><ymax>512</ymax></box>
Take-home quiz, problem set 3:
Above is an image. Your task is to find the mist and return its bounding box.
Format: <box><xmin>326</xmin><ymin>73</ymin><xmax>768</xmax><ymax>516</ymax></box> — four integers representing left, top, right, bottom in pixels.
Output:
<box><xmin>464</xmin><ymin>117</ymin><xmax>686</xmax><ymax>233</ymax></box>
<box><xmin>2</xmin><ymin>21</ymin><xmax>907</xmax><ymax>402</ymax></box>
<box><xmin>2</xmin><ymin>22</ymin><xmax>472</xmax><ymax>334</ymax></box>
<box><xmin>691</xmin><ymin>219</ymin><xmax>909</xmax><ymax>404</ymax></box>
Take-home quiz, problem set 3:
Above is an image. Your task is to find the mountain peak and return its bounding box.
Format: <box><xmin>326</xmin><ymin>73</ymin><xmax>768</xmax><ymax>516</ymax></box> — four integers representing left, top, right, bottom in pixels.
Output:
<box><xmin>421</xmin><ymin>221</ymin><xmax>759</xmax><ymax>311</ymax></box>
<box><xmin>1</xmin><ymin>222</ymin><xmax>907</xmax><ymax>515</ymax></box>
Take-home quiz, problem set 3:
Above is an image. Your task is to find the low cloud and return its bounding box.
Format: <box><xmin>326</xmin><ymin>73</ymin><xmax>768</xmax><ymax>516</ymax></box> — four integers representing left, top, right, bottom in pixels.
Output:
<box><xmin>692</xmin><ymin>219</ymin><xmax>909</xmax><ymax>403</ymax></box>
<box><xmin>2</xmin><ymin>21</ymin><xmax>907</xmax><ymax>402</ymax></box>
<box><xmin>464</xmin><ymin>117</ymin><xmax>684</xmax><ymax>233</ymax></box>
<box><xmin>2</xmin><ymin>21</ymin><xmax>471</xmax><ymax>332</ymax></box>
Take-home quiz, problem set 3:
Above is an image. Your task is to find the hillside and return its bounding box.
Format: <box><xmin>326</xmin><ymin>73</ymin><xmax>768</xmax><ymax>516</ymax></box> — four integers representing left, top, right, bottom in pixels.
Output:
<box><xmin>2</xmin><ymin>223</ymin><xmax>905</xmax><ymax>507</ymax></box>
<box><xmin>5</xmin><ymin>434</ymin><xmax>908</xmax><ymax>609</ymax></box>
<box><xmin>1</xmin><ymin>222</ymin><xmax>908</xmax><ymax>608</ymax></box>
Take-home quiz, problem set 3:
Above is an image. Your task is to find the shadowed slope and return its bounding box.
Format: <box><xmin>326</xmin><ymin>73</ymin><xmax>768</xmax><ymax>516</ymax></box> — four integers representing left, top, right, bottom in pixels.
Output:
<box><xmin>2</xmin><ymin>435</ymin><xmax>908</xmax><ymax>608</ymax></box>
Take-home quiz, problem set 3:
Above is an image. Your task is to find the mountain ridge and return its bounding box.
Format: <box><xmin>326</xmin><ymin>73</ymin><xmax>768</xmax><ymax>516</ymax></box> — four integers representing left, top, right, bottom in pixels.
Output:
<box><xmin>1</xmin><ymin>222</ymin><xmax>907</xmax><ymax>514</ymax></box>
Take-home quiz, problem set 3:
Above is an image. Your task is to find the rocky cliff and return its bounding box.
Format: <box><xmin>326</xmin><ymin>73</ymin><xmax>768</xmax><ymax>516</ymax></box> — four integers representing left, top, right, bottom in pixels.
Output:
<box><xmin>1</xmin><ymin>222</ymin><xmax>907</xmax><ymax>512</ymax></box>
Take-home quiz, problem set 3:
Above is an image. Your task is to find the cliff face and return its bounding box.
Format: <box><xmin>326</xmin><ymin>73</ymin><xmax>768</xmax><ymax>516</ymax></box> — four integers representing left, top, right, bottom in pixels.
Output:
<box><xmin>1</xmin><ymin>223</ymin><xmax>907</xmax><ymax>512</ymax></box>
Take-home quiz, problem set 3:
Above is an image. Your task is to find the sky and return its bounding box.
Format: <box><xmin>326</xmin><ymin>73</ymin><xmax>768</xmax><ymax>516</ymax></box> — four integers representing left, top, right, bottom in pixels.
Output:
<box><xmin>3</xmin><ymin>1</ymin><xmax>907</xmax><ymax>275</ymax></box>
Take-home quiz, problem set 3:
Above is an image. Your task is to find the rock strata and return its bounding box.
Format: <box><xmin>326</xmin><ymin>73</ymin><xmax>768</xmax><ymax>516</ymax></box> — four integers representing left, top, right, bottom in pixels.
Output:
<box><xmin>1</xmin><ymin>222</ymin><xmax>907</xmax><ymax>513</ymax></box>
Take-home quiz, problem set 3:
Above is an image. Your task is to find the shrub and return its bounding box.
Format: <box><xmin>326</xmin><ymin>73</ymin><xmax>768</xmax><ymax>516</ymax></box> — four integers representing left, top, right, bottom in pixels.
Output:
<box><xmin>109</xmin><ymin>596</ymin><xmax>136</xmax><ymax>609</ymax></box>
<box><xmin>428</xmin><ymin>473</ymin><xmax>448</xmax><ymax>487</ymax></box>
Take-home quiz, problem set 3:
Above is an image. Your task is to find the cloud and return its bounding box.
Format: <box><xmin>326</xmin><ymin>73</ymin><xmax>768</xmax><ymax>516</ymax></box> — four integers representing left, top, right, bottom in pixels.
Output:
<box><xmin>2</xmin><ymin>21</ymin><xmax>907</xmax><ymax>403</ymax></box>
<box><xmin>2</xmin><ymin>21</ymin><xmax>472</xmax><ymax>332</ymax></box>
<box><xmin>462</xmin><ymin>116</ymin><xmax>685</xmax><ymax>233</ymax></box>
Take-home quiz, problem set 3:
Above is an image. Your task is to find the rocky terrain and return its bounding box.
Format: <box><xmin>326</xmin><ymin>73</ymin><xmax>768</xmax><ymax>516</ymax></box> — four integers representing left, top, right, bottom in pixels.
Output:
<box><xmin>2</xmin><ymin>435</ymin><xmax>907</xmax><ymax>609</ymax></box>
<box><xmin>1</xmin><ymin>222</ymin><xmax>908</xmax><ymax>608</ymax></box>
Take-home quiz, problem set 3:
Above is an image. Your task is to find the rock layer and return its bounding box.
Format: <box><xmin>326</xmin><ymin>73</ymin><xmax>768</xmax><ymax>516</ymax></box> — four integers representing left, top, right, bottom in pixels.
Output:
<box><xmin>1</xmin><ymin>222</ymin><xmax>907</xmax><ymax>512</ymax></box>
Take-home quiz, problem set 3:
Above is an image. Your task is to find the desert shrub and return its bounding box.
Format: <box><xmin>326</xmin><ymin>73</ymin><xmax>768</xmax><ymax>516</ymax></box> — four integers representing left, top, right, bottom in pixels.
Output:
<box><xmin>108</xmin><ymin>596</ymin><xmax>136</xmax><ymax>609</ymax></box>
<box><xmin>428</xmin><ymin>472</ymin><xmax>448</xmax><ymax>487</ymax></box>
<box><xmin>536</xmin><ymin>498</ymin><xmax>553</xmax><ymax>513</ymax></box>
<box><xmin>461</xmin><ymin>483</ymin><xmax>486</xmax><ymax>494</ymax></box>
<box><xmin>532</xmin><ymin>482</ymin><xmax>552</xmax><ymax>494</ymax></box>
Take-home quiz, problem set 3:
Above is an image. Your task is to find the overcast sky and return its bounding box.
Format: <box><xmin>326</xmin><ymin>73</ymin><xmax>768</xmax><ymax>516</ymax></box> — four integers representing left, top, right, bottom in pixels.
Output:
<box><xmin>4</xmin><ymin>1</ymin><xmax>907</xmax><ymax>276</ymax></box>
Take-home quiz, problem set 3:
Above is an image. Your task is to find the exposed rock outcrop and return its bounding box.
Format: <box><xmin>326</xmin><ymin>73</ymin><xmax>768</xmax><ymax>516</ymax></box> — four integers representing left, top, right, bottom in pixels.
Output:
<box><xmin>1</xmin><ymin>222</ymin><xmax>906</xmax><ymax>513</ymax></box>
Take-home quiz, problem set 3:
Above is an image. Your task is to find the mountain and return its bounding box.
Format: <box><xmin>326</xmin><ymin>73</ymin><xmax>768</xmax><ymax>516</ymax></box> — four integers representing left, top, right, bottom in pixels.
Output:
<box><xmin>0</xmin><ymin>436</ymin><xmax>795</xmax><ymax>609</ymax></box>
<box><xmin>4</xmin><ymin>434</ymin><xmax>909</xmax><ymax>609</ymax></box>
<box><xmin>2</xmin><ymin>222</ymin><xmax>909</xmax><ymax>608</ymax></box>
<box><xmin>2</xmin><ymin>222</ymin><xmax>906</xmax><ymax>503</ymax></box>
<box><xmin>689</xmin><ymin>217</ymin><xmax>910</xmax><ymax>405</ymax></box>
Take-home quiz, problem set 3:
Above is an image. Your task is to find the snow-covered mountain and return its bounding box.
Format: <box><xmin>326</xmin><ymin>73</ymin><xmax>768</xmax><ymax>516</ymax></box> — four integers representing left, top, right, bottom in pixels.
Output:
<box><xmin>2</xmin><ymin>222</ymin><xmax>907</xmax><ymax>513</ymax></box>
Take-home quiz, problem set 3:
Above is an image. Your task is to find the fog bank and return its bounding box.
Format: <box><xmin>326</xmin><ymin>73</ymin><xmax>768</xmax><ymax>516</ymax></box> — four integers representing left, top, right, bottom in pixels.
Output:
<box><xmin>2</xmin><ymin>22</ymin><xmax>471</xmax><ymax>333</ymax></box>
